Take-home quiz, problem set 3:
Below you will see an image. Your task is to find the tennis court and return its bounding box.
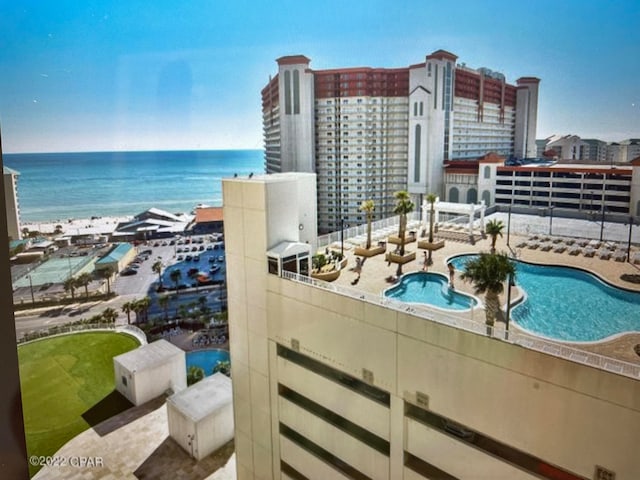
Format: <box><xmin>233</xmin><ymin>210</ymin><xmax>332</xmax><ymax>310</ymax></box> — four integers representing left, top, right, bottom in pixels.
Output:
<box><xmin>13</xmin><ymin>256</ymin><xmax>95</xmax><ymax>288</ymax></box>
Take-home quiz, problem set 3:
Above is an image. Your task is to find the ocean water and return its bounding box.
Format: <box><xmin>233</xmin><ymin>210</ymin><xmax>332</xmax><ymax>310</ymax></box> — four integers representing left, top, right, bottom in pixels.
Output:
<box><xmin>3</xmin><ymin>150</ymin><xmax>264</xmax><ymax>223</ymax></box>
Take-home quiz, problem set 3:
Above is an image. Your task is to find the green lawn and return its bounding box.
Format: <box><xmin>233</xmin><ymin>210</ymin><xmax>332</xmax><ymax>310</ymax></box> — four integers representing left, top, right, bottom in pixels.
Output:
<box><xmin>18</xmin><ymin>332</ymin><xmax>140</xmax><ymax>477</ymax></box>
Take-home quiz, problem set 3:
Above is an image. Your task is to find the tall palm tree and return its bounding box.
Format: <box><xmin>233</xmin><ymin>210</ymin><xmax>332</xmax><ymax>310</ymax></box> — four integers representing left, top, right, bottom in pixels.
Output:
<box><xmin>63</xmin><ymin>277</ymin><xmax>77</xmax><ymax>300</ymax></box>
<box><xmin>359</xmin><ymin>199</ymin><xmax>375</xmax><ymax>249</ymax></box>
<box><xmin>98</xmin><ymin>266</ymin><xmax>115</xmax><ymax>295</ymax></box>
<box><xmin>485</xmin><ymin>219</ymin><xmax>505</xmax><ymax>254</ymax></box>
<box><xmin>131</xmin><ymin>300</ymin><xmax>144</xmax><ymax>324</ymax></box>
<box><xmin>138</xmin><ymin>296</ymin><xmax>151</xmax><ymax>323</ymax></box>
<box><xmin>459</xmin><ymin>252</ymin><xmax>516</xmax><ymax>333</ymax></box>
<box><xmin>101</xmin><ymin>307</ymin><xmax>118</xmax><ymax>324</ymax></box>
<box><xmin>152</xmin><ymin>260</ymin><xmax>163</xmax><ymax>288</ymax></box>
<box><xmin>76</xmin><ymin>272</ymin><xmax>92</xmax><ymax>300</ymax></box>
<box><xmin>121</xmin><ymin>301</ymin><xmax>133</xmax><ymax>324</ymax></box>
<box><xmin>158</xmin><ymin>295</ymin><xmax>170</xmax><ymax>321</ymax></box>
<box><xmin>170</xmin><ymin>269</ymin><xmax>182</xmax><ymax>293</ymax></box>
<box><xmin>426</xmin><ymin>193</ymin><xmax>437</xmax><ymax>265</ymax></box>
<box><xmin>393</xmin><ymin>190</ymin><xmax>415</xmax><ymax>276</ymax></box>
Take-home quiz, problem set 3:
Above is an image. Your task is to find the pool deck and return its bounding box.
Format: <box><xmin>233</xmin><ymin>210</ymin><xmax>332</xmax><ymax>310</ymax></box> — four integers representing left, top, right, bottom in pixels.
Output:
<box><xmin>330</xmin><ymin>222</ymin><xmax>640</xmax><ymax>365</ymax></box>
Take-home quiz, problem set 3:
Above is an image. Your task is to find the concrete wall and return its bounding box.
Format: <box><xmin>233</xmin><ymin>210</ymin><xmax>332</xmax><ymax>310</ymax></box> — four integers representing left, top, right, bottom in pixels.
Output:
<box><xmin>224</xmin><ymin>173</ymin><xmax>640</xmax><ymax>480</ymax></box>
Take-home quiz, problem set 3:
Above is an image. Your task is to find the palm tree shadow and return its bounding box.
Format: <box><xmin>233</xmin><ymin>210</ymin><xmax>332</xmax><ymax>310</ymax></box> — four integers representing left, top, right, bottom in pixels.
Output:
<box><xmin>82</xmin><ymin>391</ymin><xmax>165</xmax><ymax>437</ymax></box>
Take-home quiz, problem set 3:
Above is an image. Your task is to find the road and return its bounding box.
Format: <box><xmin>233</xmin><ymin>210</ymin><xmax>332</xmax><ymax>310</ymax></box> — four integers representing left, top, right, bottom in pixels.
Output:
<box><xmin>14</xmin><ymin>234</ymin><xmax>227</xmax><ymax>339</ymax></box>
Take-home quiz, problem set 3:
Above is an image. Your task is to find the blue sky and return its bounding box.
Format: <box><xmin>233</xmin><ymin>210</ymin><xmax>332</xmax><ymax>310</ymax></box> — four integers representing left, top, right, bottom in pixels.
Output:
<box><xmin>1</xmin><ymin>0</ymin><xmax>638</xmax><ymax>153</ymax></box>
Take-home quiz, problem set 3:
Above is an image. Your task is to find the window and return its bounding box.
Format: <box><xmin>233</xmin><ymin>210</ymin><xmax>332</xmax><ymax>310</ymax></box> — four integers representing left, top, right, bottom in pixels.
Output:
<box><xmin>414</xmin><ymin>124</ymin><xmax>421</xmax><ymax>182</ymax></box>
<box><xmin>284</xmin><ymin>70</ymin><xmax>292</xmax><ymax>114</ymax></box>
<box><xmin>293</xmin><ymin>70</ymin><xmax>300</xmax><ymax>114</ymax></box>
<box><xmin>484</xmin><ymin>166</ymin><xmax>491</xmax><ymax>179</ymax></box>
<box><xmin>121</xmin><ymin>375</ymin><xmax>127</xmax><ymax>386</ymax></box>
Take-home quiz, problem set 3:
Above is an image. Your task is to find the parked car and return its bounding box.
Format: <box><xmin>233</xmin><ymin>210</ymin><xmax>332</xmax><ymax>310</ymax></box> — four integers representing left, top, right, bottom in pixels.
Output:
<box><xmin>177</xmin><ymin>255</ymin><xmax>184</xmax><ymax>261</ymax></box>
<box><xmin>120</xmin><ymin>268</ymin><xmax>137</xmax><ymax>276</ymax></box>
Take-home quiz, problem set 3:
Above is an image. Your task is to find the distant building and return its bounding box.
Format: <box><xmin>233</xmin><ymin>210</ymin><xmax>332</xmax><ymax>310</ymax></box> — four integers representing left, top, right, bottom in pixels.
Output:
<box><xmin>262</xmin><ymin>50</ymin><xmax>539</xmax><ymax>233</ymax></box>
<box><xmin>607</xmin><ymin>139</ymin><xmax>640</xmax><ymax>164</ymax></box>
<box><xmin>112</xmin><ymin>207</ymin><xmax>192</xmax><ymax>241</ymax></box>
<box><xmin>537</xmin><ymin>135</ymin><xmax>633</xmax><ymax>163</ymax></box>
<box><xmin>95</xmin><ymin>242</ymin><xmax>136</xmax><ymax>273</ymax></box>
<box><xmin>190</xmin><ymin>206</ymin><xmax>224</xmax><ymax>235</ymax></box>
<box><xmin>3</xmin><ymin>166</ymin><xmax>21</xmax><ymax>240</ymax></box>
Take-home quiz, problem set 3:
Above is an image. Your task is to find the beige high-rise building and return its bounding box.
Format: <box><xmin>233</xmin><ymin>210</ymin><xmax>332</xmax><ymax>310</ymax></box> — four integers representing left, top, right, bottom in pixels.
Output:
<box><xmin>223</xmin><ymin>172</ymin><xmax>640</xmax><ymax>480</ymax></box>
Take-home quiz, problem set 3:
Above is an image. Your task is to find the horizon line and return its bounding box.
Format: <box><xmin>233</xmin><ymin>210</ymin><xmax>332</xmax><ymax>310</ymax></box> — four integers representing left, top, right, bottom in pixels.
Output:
<box><xmin>3</xmin><ymin>147</ymin><xmax>265</xmax><ymax>155</ymax></box>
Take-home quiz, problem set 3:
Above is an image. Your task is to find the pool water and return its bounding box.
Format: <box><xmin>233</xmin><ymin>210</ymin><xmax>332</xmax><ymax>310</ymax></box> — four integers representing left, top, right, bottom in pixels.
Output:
<box><xmin>449</xmin><ymin>255</ymin><xmax>640</xmax><ymax>342</ymax></box>
<box><xmin>186</xmin><ymin>349</ymin><xmax>230</xmax><ymax>376</ymax></box>
<box><xmin>384</xmin><ymin>272</ymin><xmax>478</xmax><ymax>311</ymax></box>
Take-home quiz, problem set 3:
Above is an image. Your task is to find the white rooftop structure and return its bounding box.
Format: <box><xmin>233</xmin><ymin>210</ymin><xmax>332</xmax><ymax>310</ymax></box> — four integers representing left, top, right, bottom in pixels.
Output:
<box><xmin>167</xmin><ymin>373</ymin><xmax>234</xmax><ymax>460</ymax></box>
<box><xmin>113</xmin><ymin>339</ymin><xmax>186</xmax><ymax>405</ymax></box>
<box><xmin>167</xmin><ymin>373</ymin><xmax>233</xmax><ymax>422</ymax></box>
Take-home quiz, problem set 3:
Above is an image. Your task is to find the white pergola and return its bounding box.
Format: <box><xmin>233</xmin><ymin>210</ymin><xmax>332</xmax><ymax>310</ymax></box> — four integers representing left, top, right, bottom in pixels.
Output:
<box><xmin>421</xmin><ymin>198</ymin><xmax>486</xmax><ymax>236</ymax></box>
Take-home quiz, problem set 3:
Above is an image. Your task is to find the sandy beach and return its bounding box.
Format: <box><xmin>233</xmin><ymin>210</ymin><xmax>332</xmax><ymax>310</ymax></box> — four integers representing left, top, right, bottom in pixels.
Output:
<box><xmin>22</xmin><ymin>216</ymin><xmax>136</xmax><ymax>236</ymax></box>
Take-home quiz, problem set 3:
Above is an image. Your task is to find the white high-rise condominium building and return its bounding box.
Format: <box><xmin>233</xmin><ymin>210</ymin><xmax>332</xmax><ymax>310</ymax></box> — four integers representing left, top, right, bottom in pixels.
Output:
<box><xmin>262</xmin><ymin>50</ymin><xmax>539</xmax><ymax>233</ymax></box>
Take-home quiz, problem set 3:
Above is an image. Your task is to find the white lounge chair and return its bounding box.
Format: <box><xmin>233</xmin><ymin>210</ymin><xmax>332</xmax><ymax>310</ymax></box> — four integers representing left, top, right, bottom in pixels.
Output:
<box><xmin>583</xmin><ymin>247</ymin><xmax>596</xmax><ymax>258</ymax></box>
<box><xmin>568</xmin><ymin>245</ymin><xmax>582</xmax><ymax>256</ymax></box>
<box><xmin>598</xmin><ymin>250</ymin><xmax>611</xmax><ymax>260</ymax></box>
<box><xmin>613</xmin><ymin>250</ymin><xmax>627</xmax><ymax>262</ymax></box>
<box><xmin>553</xmin><ymin>244</ymin><xmax>567</xmax><ymax>253</ymax></box>
<box><xmin>540</xmin><ymin>242</ymin><xmax>553</xmax><ymax>252</ymax></box>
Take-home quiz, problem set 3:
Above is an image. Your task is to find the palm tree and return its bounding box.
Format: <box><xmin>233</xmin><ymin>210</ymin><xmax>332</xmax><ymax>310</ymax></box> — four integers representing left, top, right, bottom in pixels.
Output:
<box><xmin>131</xmin><ymin>300</ymin><xmax>144</xmax><ymax>324</ymax></box>
<box><xmin>359</xmin><ymin>199</ymin><xmax>375</xmax><ymax>249</ymax></box>
<box><xmin>63</xmin><ymin>277</ymin><xmax>77</xmax><ymax>300</ymax></box>
<box><xmin>98</xmin><ymin>266</ymin><xmax>115</xmax><ymax>295</ymax></box>
<box><xmin>158</xmin><ymin>295</ymin><xmax>170</xmax><ymax>321</ymax></box>
<box><xmin>485</xmin><ymin>219</ymin><xmax>505</xmax><ymax>254</ymax></box>
<box><xmin>426</xmin><ymin>193</ymin><xmax>437</xmax><ymax>265</ymax></box>
<box><xmin>170</xmin><ymin>269</ymin><xmax>182</xmax><ymax>293</ymax></box>
<box><xmin>152</xmin><ymin>260</ymin><xmax>163</xmax><ymax>288</ymax></box>
<box><xmin>121</xmin><ymin>301</ymin><xmax>133</xmax><ymax>324</ymax></box>
<box><xmin>393</xmin><ymin>190</ymin><xmax>415</xmax><ymax>275</ymax></box>
<box><xmin>76</xmin><ymin>272</ymin><xmax>92</xmax><ymax>300</ymax></box>
<box><xmin>459</xmin><ymin>252</ymin><xmax>516</xmax><ymax>333</ymax></box>
<box><xmin>101</xmin><ymin>307</ymin><xmax>118</xmax><ymax>324</ymax></box>
<box><xmin>187</xmin><ymin>366</ymin><xmax>205</xmax><ymax>386</ymax></box>
<box><xmin>138</xmin><ymin>296</ymin><xmax>151</xmax><ymax>323</ymax></box>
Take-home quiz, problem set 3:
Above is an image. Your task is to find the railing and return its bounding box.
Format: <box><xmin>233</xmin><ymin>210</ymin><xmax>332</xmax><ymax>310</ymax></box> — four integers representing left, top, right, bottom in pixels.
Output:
<box><xmin>280</xmin><ymin>271</ymin><xmax>640</xmax><ymax>381</ymax></box>
<box><xmin>317</xmin><ymin>212</ymin><xmax>422</xmax><ymax>249</ymax></box>
<box><xmin>17</xmin><ymin>323</ymin><xmax>147</xmax><ymax>346</ymax></box>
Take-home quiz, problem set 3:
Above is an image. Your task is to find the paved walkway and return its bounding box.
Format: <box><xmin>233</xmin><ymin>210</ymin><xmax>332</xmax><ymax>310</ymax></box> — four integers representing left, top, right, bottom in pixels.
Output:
<box><xmin>34</xmin><ymin>395</ymin><xmax>236</xmax><ymax>480</ymax></box>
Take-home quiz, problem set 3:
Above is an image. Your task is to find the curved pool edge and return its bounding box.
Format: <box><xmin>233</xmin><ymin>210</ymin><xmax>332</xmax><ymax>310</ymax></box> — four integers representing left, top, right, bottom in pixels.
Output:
<box><xmin>383</xmin><ymin>271</ymin><xmax>483</xmax><ymax>313</ymax></box>
<box><xmin>448</xmin><ymin>253</ymin><xmax>640</xmax><ymax>344</ymax></box>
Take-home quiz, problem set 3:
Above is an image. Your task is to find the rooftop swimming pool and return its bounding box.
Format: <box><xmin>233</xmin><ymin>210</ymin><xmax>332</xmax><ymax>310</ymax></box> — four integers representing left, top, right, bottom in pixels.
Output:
<box><xmin>384</xmin><ymin>272</ymin><xmax>478</xmax><ymax>311</ymax></box>
<box><xmin>449</xmin><ymin>254</ymin><xmax>640</xmax><ymax>342</ymax></box>
<box><xmin>186</xmin><ymin>349</ymin><xmax>230</xmax><ymax>376</ymax></box>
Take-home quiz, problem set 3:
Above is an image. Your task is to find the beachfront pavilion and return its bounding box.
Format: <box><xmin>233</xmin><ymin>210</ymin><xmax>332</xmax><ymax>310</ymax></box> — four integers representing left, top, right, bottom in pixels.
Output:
<box><xmin>420</xmin><ymin>198</ymin><xmax>486</xmax><ymax>237</ymax></box>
